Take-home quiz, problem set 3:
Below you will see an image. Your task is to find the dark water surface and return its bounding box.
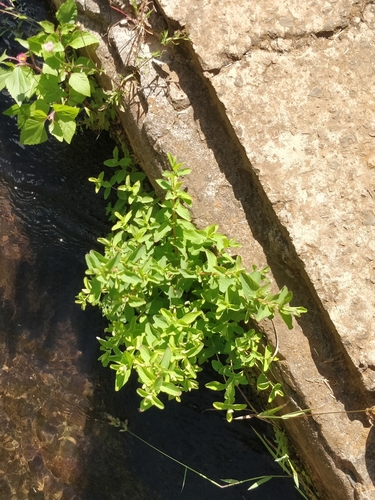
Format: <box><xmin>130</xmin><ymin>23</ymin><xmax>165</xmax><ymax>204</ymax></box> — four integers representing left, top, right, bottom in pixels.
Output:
<box><xmin>0</xmin><ymin>2</ymin><xmax>302</xmax><ymax>499</ymax></box>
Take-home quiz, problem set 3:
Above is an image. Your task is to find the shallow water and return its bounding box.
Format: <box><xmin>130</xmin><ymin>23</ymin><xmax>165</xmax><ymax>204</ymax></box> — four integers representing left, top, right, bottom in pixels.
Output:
<box><xmin>0</xmin><ymin>2</ymin><xmax>303</xmax><ymax>499</ymax></box>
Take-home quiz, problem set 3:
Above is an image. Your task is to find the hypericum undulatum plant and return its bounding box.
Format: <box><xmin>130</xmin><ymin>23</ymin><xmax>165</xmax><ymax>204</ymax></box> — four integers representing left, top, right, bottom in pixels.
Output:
<box><xmin>76</xmin><ymin>149</ymin><xmax>307</xmax><ymax>422</ymax></box>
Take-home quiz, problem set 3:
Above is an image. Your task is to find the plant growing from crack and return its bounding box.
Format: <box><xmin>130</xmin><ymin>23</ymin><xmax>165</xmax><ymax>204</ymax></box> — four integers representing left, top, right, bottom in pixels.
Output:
<box><xmin>76</xmin><ymin>148</ymin><xmax>307</xmax><ymax>422</ymax></box>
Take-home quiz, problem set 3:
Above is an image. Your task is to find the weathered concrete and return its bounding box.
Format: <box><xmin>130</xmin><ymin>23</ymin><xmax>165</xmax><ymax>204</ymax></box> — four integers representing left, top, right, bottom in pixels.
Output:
<box><xmin>51</xmin><ymin>0</ymin><xmax>375</xmax><ymax>498</ymax></box>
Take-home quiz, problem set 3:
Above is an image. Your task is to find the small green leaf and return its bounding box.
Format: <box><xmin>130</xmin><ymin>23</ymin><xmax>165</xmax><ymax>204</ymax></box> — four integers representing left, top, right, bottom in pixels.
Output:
<box><xmin>160</xmin><ymin>346</ymin><xmax>172</xmax><ymax>369</ymax></box>
<box><xmin>205</xmin><ymin>381</ymin><xmax>226</xmax><ymax>391</ymax></box>
<box><xmin>14</xmin><ymin>38</ymin><xmax>30</xmax><ymax>50</ymax></box>
<box><xmin>220</xmin><ymin>478</ymin><xmax>240</xmax><ymax>485</ymax></box>
<box><xmin>268</xmin><ymin>383</ymin><xmax>284</xmax><ymax>402</ymax></box>
<box><xmin>256</xmin><ymin>304</ymin><xmax>273</xmax><ymax>322</ymax></box>
<box><xmin>113</xmin><ymin>365</ymin><xmax>131</xmax><ymax>391</ymax></box>
<box><xmin>150</xmin><ymin>395</ymin><xmax>165</xmax><ymax>409</ymax></box>
<box><xmin>279</xmin><ymin>310</ymin><xmax>293</xmax><ymax>329</ymax></box>
<box><xmin>257</xmin><ymin>373</ymin><xmax>270</xmax><ymax>391</ymax></box>
<box><xmin>161</xmin><ymin>383</ymin><xmax>181</xmax><ymax>397</ymax></box>
<box><xmin>248</xmin><ymin>476</ymin><xmax>273</xmax><ymax>490</ymax></box>
<box><xmin>127</xmin><ymin>295</ymin><xmax>146</xmax><ymax>307</ymax></box>
<box><xmin>137</xmin><ymin>366</ymin><xmax>154</xmax><ymax>385</ymax></box>
<box><xmin>174</xmin><ymin>203</ymin><xmax>191</xmax><ymax>221</ymax></box>
<box><xmin>179</xmin><ymin>311</ymin><xmax>201</xmax><ymax>325</ymax></box>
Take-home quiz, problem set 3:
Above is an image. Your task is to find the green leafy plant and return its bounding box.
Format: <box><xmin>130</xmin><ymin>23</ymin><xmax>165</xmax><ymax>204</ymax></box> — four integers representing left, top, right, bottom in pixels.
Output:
<box><xmin>76</xmin><ymin>148</ymin><xmax>307</xmax><ymax>422</ymax></box>
<box><xmin>0</xmin><ymin>0</ymin><xmax>102</xmax><ymax>144</ymax></box>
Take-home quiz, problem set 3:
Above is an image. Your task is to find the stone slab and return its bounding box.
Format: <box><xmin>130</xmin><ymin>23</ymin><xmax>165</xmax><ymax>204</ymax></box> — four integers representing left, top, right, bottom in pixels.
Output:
<box><xmin>156</xmin><ymin>0</ymin><xmax>375</xmax><ymax>388</ymax></box>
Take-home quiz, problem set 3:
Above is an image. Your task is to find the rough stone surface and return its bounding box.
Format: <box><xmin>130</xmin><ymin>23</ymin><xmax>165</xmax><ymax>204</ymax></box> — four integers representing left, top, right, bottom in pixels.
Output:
<box><xmin>51</xmin><ymin>0</ymin><xmax>375</xmax><ymax>498</ymax></box>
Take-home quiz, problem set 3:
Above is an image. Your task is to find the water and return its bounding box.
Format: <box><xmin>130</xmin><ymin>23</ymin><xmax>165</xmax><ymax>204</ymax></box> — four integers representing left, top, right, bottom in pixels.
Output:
<box><xmin>0</xmin><ymin>2</ymin><xmax>303</xmax><ymax>499</ymax></box>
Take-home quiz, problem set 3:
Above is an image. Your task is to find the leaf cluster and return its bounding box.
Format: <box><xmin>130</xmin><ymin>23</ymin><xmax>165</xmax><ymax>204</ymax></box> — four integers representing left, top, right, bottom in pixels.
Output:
<box><xmin>0</xmin><ymin>0</ymin><xmax>104</xmax><ymax>144</ymax></box>
<box><xmin>76</xmin><ymin>150</ymin><xmax>307</xmax><ymax>421</ymax></box>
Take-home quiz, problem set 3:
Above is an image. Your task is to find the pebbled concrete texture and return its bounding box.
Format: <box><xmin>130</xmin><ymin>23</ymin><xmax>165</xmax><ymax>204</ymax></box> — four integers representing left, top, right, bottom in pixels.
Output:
<box><xmin>51</xmin><ymin>0</ymin><xmax>375</xmax><ymax>498</ymax></box>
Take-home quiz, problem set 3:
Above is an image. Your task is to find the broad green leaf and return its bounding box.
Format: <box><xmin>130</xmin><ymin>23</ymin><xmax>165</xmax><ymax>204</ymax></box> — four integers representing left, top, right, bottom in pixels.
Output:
<box><xmin>59</xmin><ymin>119</ymin><xmax>76</xmax><ymax>144</ymax></box>
<box><xmin>69</xmin><ymin>72</ymin><xmax>90</xmax><ymax>96</ymax></box>
<box><xmin>50</xmin><ymin>119</ymin><xmax>76</xmax><ymax>144</ymax></box>
<box><xmin>3</xmin><ymin>103</ymin><xmax>20</xmax><ymax>116</ymax></box>
<box><xmin>0</xmin><ymin>50</ymin><xmax>9</xmax><ymax>63</ymax></box>
<box><xmin>53</xmin><ymin>103</ymin><xmax>80</xmax><ymax>120</ymax></box>
<box><xmin>239</xmin><ymin>273</ymin><xmax>256</xmax><ymax>299</ymax></box>
<box><xmin>6</xmin><ymin>65</ymin><xmax>35</xmax><ymax>105</ymax></box>
<box><xmin>56</xmin><ymin>0</ymin><xmax>77</xmax><ymax>24</ymax></box>
<box><xmin>68</xmin><ymin>30</ymin><xmax>99</xmax><ymax>49</ymax></box>
<box><xmin>49</xmin><ymin>120</ymin><xmax>64</xmax><ymax>142</ymax></box>
<box><xmin>20</xmin><ymin>117</ymin><xmax>48</xmax><ymax>145</ymax></box>
<box><xmin>14</xmin><ymin>38</ymin><xmax>30</xmax><ymax>50</ymax></box>
<box><xmin>37</xmin><ymin>74</ymin><xmax>65</xmax><ymax>102</ymax></box>
<box><xmin>176</xmin><ymin>190</ymin><xmax>192</xmax><ymax>205</ymax></box>
<box><xmin>38</xmin><ymin>20</ymin><xmax>55</xmax><ymax>33</ymax></box>
<box><xmin>42</xmin><ymin>62</ymin><xmax>58</xmax><ymax>76</ymax></box>
<box><xmin>0</xmin><ymin>67</ymin><xmax>9</xmax><ymax>91</ymax></box>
